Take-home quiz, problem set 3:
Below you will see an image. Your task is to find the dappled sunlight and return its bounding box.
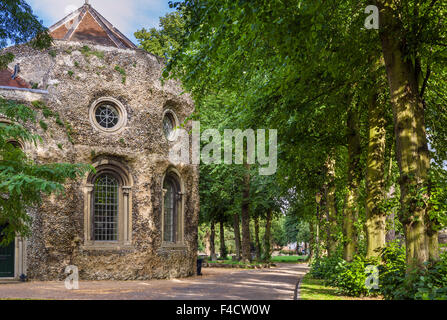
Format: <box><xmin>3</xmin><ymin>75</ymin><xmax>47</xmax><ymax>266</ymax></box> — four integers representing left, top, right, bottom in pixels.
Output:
<box><xmin>0</xmin><ymin>264</ymin><xmax>309</xmax><ymax>300</ymax></box>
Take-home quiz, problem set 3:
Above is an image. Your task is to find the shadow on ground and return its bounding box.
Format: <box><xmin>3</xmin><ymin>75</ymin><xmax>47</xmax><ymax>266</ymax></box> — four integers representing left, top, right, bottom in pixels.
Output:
<box><xmin>0</xmin><ymin>263</ymin><xmax>309</xmax><ymax>300</ymax></box>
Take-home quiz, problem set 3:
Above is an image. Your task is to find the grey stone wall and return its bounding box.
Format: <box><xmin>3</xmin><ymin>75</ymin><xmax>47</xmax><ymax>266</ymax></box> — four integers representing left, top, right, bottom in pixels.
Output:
<box><xmin>1</xmin><ymin>41</ymin><xmax>199</xmax><ymax>280</ymax></box>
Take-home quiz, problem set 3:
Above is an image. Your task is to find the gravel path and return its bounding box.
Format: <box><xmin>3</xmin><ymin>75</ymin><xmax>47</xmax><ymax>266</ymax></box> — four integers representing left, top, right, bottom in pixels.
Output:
<box><xmin>0</xmin><ymin>263</ymin><xmax>309</xmax><ymax>300</ymax></box>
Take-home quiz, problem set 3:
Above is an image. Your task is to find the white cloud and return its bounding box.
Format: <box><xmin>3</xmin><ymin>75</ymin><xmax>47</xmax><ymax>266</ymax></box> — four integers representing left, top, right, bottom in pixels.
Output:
<box><xmin>28</xmin><ymin>0</ymin><xmax>169</xmax><ymax>38</ymax></box>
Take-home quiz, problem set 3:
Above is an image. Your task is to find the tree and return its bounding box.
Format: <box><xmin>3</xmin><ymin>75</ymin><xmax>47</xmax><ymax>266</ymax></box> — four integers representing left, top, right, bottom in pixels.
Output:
<box><xmin>365</xmin><ymin>69</ymin><xmax>389</xmax><ymax>258</ymax></box>
<box><xmin>134</xmin><ymin>11</ymin><xmax>184</xmax><ymax>59</ymax></box>
<box><xmin>375</xmin><ymin>0</ymin><xmax>447</xmax><ymax>269</ymax></box>
<box><xmin>0</xmin><ymin>2</ymin><xmax>90</xmax><ymax>244</ymax></box>
<box><xmin>0</xmin><ymin>0</ymin><xmax>51</xmax><ymax>69</ymax></box>
<box><xmin>162</xmin><ymin>0</ymin><xmax>447</xmax><ymax>275</ymax></box>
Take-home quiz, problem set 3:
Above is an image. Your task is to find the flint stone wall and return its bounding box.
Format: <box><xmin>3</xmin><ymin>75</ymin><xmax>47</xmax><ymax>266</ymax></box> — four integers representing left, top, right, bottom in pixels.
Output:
<box><xmin>1</xmin><ymin>41</ymin><xmax>199</xmax><ymax>280</ymax></box>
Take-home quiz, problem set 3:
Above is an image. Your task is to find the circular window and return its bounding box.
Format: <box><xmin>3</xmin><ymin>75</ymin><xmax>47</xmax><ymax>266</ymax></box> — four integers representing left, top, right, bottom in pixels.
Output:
<box><xmin>89</xmin><ymin>97</ymin><xmax>127</xmax><ymax>133</ymax></box>
<box><xmin>95</xmin><ymin>104</ymin><xmax>119</xmax><ymax>129</ymax></box>
<box><xmin>162</xmin><ymin>110</ymin><xmax>179</xmax><ymax>141</ymax></box>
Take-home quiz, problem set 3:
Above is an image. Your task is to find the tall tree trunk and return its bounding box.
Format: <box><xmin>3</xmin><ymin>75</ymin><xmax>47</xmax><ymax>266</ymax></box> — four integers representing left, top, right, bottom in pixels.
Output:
<box><xmin>365</xmin><ymin>89</ymin><xmax>387</xmax><ymax>258</ymax></box>
<box><xmin>204</xmin><ymin>228</ymin><xmax>211</xmax><ymax>256</ymax></box>
<box><xmin>241</xmin><ymin>164</ymin><xmax>251</xmax><ymax>262</ymax></box>
<box><xmin>325</xmin><ymin>156</ymin><xmax>338</xmax><ymax>256</ymax></box>
<box><xmin>264</xmin><ymin>208</ymin><xmax>273</xmax><ymax>261</ymax></box>
<box><xmin>343</xmin><ymin>103</ymin><xmax>361</xmax><ymax>262</ymax></box>
<box><xmin>219</xmin><ymin>219</ymin><xmax>227</xmax><ymax>259</ymax></box>
<box><xmin>210</xmin><ymin>220</ymin><xmax>217</xmax><ymax>260</ymax></box>
<box><xmin>377</xmin><ymin>2</ymin><xmax>431</xmax><ymax>270</ymax></box>
<box><xmin>254</xmin><ymin>216</ymin><xmax>261</xmax><ymax>260</ymax></box>
<box><xmin>233</xmin><ymin>213</ymin><xmax>241</xmax><ymax>261</ymax></box>
<box><xmin>308</xmin><ymin>219</ymin><xmax>315</xmax><ymax>261</ymax></box>
<box><xmin>427</xmin><ymin>226</ymin><xmax>439</xmax><ymax>261</ymax></box>
<box><xmin>427</xmin><ymin>185</ymin><xmax>440</xmax><ymax>261</ymax></box>
<box><xmin>385</xmin><ymin>160</ymin><xmax>396</xmax><ymax>243</ymax></box>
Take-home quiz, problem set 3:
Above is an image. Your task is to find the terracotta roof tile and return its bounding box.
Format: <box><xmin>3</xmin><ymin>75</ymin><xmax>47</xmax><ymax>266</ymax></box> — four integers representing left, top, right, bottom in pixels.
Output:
<box><xmin>0</xmin><ymin>69</ymin><xmax>30</xmax><ymax>89</ymax></box>
<box><xmin>48</xmin><ymin>4</ymin><xmax>137</xmax><ymax>49</ymax></box>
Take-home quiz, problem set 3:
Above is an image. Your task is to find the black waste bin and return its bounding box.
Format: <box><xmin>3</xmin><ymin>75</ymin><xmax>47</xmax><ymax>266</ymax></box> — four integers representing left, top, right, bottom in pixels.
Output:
<box><xmin>197</xmin><ymin>258</ymin><xmax>204</xmax><ymax>276</ymax></box>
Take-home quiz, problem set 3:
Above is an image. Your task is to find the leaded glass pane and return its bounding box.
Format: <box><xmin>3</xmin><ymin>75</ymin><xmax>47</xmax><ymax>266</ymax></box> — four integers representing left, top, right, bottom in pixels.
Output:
<box><xmin>95</xmin><ymin>104</ymin><xmax>119</xmax><ymax>129</ymax></box>
<box><xmin>163</xmin><ymin>113</ymin><xmax>175</xmax><ymax>140</ymax></box>
<box><xmin>93</xmin><ymin>174</ymin><xmax>119</xmax><ymax>241</ymax></box>
<box><xmin>163</xmin><ymin>179</ymin><xmax>175</xmax><ymax>242</ymax></box>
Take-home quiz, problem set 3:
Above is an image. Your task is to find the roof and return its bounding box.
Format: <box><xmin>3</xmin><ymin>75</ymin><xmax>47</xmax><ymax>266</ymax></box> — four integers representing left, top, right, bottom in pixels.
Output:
<box><xmin>48</xmin><ymin>3</ymin><xmax>137</xmax><ymax>49</ymax></box>
<box><xmin>0</xmin><ymin>69</ymin><xmax>30</xmax><ymax>89</ymax></box>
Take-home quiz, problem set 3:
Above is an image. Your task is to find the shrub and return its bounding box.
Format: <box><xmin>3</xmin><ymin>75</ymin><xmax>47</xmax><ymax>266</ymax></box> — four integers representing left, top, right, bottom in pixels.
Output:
<box><xmin>309</xmin><ymin>241</ymin><xmax>447</xmax><ymax>300</ymax></box>
<box><xmin>279</xmin><ymin>249</ymin><xmax>295</xmax><ymax>255</ymax></box>
<box><xmin>377</xmin><ymin>241</ymin><xmax>406</xmax><ymax>299</ymax></box>
<box><xmin>384</xmin><ymin>252</ymin><xmax>447</xmax><ymax>300</ymax></box>
<box><xmin>332</xmin><ymin>255</ymin><xmax>380</xmax><ymax>297</ymax></box>
<box><xmin>309</xmin><ymin>254</ymin><xmax>343</xmax><ymax>283</ymax></box>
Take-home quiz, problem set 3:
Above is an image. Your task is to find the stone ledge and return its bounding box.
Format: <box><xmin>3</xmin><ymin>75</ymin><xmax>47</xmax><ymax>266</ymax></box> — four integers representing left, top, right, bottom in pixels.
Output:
<box><xmin>0</xmin><ymin>86</ymin><xmax>48</xmax><ymax>102</ymax></box>
<box><xmin>81</xmin><ymin>244</ymin><xmax>135</xmax><ymax>251</ymax></box>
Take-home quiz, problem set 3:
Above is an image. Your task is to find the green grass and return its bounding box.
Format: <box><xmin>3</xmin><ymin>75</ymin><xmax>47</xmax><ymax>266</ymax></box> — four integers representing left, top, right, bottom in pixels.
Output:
<box><xmin>205</xmin><ymin>259</ymin><xmax>266</xmax><ymax>266</ymax></box>
<box><xmin>271</xmin><ymin>255</ymin><xmax>308</xmax><ymax>263</ymax></box>
<box><xmin>299</xmin><ymin>275</ymin><xmax>381</xmax><ymax>300</ymax></box>
<box><xmin>204</xmin><ymin>255</ymin><xmax>307</xmax><ymax>265</ymax></box>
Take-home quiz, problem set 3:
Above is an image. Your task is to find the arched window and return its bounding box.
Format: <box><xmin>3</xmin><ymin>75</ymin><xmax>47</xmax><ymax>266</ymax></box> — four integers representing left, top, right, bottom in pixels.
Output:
<box><xmin>1</xmin><ymin>120</ymin><xmax>25</xmax><ymax>151</ymax></box>
<box><xmin>6</xmin><ymin>140</ymin><xmax>22</xmax><ymax>149</ymax></box>
<box><xmin>93</xmin><ymin>174</ymin><xmax>119</xmax><ymax>241</ymax></box>
<box><xmin>162</xmin><ymin>169</ymin><xmax>184</xmax><ymax>245</ymax></box>
<box><xmin>83</xmin><ymin>159</ymin><xmax>133</xmax><ymax>248</ymax></box>
<box><xmin>162</xmin><ymin>109</ymin><xmax>179</xmax><ymax>142</ymax></box>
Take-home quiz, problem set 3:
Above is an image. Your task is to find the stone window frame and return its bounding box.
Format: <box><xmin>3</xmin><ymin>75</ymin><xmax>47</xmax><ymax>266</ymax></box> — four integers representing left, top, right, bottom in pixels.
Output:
<box><xmin>82</xmin><ymin>159</ymin><xmax>133</xmax><ymax>250</ymax></box>
<box><xmin>161</xmin><ymin>167</ymin><xmax>186</xmax><ymax>248</ymax></box>
<box><xmin>162</xmin><ymin>109</ymin><xmax>180</xmax><ymax>142</ymax></box>
<box><xmin>89</xmin><ymin>97</ymin><xmax>128</xmax><ymax>134</ymax></box>
<box><xmin>0</xmin><ymin>119</ymin><xmax>27</xmax><ymax>151</ymax></box>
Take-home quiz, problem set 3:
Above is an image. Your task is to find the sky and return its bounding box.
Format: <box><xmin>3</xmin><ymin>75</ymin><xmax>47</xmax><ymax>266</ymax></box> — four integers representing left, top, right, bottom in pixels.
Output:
<box><xmin>27</xmin><ymin>0</ymin><xmax>175</xmax><ymax>45</ymax></box>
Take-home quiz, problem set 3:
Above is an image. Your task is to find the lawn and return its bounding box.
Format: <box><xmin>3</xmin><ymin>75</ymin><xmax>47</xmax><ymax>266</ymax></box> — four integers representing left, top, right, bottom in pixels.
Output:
<box><xmin>271</xmin><ymin>255</ymin><xmax>308</xmax><ymax>263</ymax></box>
<box><xmin>299</xmin><ymin>275</ymin><xmax>382</xmax><ymax>300</ymax></box>
<box><xmin>204</xmin><ymin>259</ymin><xmax>267</xmax><ymax>266</ymax></box>
<box><xmin>204</xmin><ymin>255</ymin><xmax>307</xmax><ymax>265</ymax></box>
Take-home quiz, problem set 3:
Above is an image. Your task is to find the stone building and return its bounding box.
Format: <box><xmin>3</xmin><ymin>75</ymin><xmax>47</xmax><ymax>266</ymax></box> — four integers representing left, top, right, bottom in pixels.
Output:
<box><xmin>0</xmin><ymin>3</ymin><xmax>199</xmax><ymax>280</ymax></box>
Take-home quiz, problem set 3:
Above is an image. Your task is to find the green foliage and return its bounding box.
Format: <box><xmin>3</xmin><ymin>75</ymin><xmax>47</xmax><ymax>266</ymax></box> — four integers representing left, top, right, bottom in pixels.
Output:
<box><xmin>0</xmin><ymin>98</ymin><xmax>92</xmax><ymax>244</ymax></box>
<box><xmin>377</xmin><ymin>241</ymin><xmax>407</xmax><ymax>299</ymax></box>
<box><xmin>331</xmin><ymin>255</ymin><xmax>380</xmax><ymax>297</ymax></box>
<box><xmin>80</xmin><ymin>45</ymin><xmax>104</xmax><ymax>59</ymax></box>
<box><xmin>38</xmin><ymin>120</ymin><xmax>47</xmax><ymax>131</ymax></box>
<box><xmin>310</xmin><ymin>242</ymin><xmax>447</xmax><ymax>300</ymax></box>
<box><xmin>309</xmin><ymin>253</ymin><xmax>344</xmax><ymax>282</ymax></box>
<box><xmin>309</xmin><ymin>253</ymin><xmax>380</xmax><ymax>297</ymax></box>
<box><xmin>426</xmin><ymin>164</ymin><xmax>447</xmax><ymax>230</ymax></box>
<box><xmin>135</xmin><ymin>11</ymin><xmax>185</xmax><ymax>59</ymax></box>
<box><xmin>64</xmin><ymin>121</ymin><xmax>74</xmax><ymax>145</ymax></box>
<box><xmin>271</xmin><ymin>255</ymin><xmax>307</xmax><ymax>263</ymax></box>
<box><xmin>278</xmin><ymin>249</ymin><xmax>295</xmax><ymax>256</ymax></box>
<box><xmin>0</xmin><ymin>0</ymin><xmax>52</xmax><ymax>69</ymax></box>
<box><xmin>284</xmin><ymin>214</ymin><xmax>311</xmax><ymax>244</ymax></box>
<box><xmin>380</xmin><ymin>248</ymin><xmax>447</xmax><ymax>300</ymax></box>
<box><xmin>159</xmin><ymin>0</ymin><xmax>447</xmax><ymax>291</ymax></box>
<box><xmin>114</xmin><ymin>65</ymin><xmax>126</xmax><ymax>84</ymax></box>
